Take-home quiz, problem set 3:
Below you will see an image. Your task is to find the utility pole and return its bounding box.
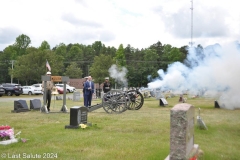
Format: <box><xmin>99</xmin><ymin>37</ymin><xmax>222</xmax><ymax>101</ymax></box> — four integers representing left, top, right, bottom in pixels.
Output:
<box><xmin>189</xmin><ymin>0</ymin><xmax>194</xmax><ymax>47</ymax></box>
<box><xmin>11</xmin><ymin>60</ymin><xmax>15</xmax><ymax>84</ymax></box>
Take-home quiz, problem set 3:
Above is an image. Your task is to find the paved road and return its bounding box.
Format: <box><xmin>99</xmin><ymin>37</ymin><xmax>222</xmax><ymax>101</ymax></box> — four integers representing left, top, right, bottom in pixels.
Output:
<box><xmin>0</xmin><ymin>95</ymin><xmax>42</xmax><ymax>102</ymax></box>
<box><xmin>0</xmin><ymin>93</ymin><xmax>79</xmax><ymax>102</ymax></box>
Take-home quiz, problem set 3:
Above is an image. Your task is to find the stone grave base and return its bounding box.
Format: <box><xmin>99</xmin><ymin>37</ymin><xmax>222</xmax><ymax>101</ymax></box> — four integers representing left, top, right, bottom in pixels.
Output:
<box><xmin>65</xmin><ymin>122</ymin><xmax>92</xmax><ymax>129</ymax></box>
<box><xmin>165</xmin><ymin>144</ymin><xmax>199</xmax><ymax>160</ymax></box>
<box><xmin>0</xmin><ymin>138</ymin><xmax>18</xmax><ymax>145</ymax></box>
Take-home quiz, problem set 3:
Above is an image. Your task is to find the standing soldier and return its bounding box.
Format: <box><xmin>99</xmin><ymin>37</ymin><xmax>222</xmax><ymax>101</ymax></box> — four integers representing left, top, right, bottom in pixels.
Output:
<box><xmin>103</xmin><ymin>77</ymin><xmax>111</xmax><ymax>93</ymax></box>
<box><xmin>42</xmin><ymin>71</ymin><xmax>54</xmax><ymax>112</ymax></box>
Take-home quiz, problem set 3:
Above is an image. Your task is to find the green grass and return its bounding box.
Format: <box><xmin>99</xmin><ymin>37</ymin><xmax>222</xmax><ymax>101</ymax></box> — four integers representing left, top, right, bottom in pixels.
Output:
<box><xmin>0</xmin><ymin>95</ymin><xmax>240</xmax><ymax>160</ymax></box>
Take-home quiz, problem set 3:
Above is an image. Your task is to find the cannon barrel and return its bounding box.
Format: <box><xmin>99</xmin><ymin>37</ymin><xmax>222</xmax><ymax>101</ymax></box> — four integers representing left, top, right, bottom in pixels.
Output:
<box><xmin>88</xmin><ymin>103</ymin><xmax>103</xmax><ymax>112</ymax></box>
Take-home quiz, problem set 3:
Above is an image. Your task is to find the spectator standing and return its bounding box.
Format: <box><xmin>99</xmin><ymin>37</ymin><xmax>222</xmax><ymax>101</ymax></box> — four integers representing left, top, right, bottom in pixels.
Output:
<box><xmin>84</xmin><ymin>76</ymin><xmax>94</xmax><ymax>107</ymax></box>
<box><xmin>82</xmin><ymin>77</ymin><xmax>88</xmax><ymax>105</ymax></box>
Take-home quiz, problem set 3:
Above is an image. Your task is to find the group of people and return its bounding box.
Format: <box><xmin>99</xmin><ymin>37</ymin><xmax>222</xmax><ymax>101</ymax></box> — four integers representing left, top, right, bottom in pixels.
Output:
<box><xmin>82</xmin><ymin>76</ymin><xmax>94</xmax><ymax>107</ymax></box>
<box><xmin>42</xmin><ymin>71</ymin><xmax>112</xmax><ymax>112</ymax></box>
<box><xmin>82</xmin><ymin>76</ymin><xmax>111</xmax><ymax>108</ymax></box>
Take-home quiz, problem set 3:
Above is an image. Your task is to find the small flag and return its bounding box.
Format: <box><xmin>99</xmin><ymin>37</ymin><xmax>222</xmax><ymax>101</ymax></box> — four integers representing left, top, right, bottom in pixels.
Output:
<box><xmin>46</xmin><ymin>60</ymin><xmax>51</xmax><ymax>71</ymax></box>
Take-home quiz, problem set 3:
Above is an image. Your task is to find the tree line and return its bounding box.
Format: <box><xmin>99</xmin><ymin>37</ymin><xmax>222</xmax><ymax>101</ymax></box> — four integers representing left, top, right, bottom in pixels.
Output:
<box><xmin>0</xmin><ymin>34</ymin><xmax>203</xmax><ymax>88</ymax></box>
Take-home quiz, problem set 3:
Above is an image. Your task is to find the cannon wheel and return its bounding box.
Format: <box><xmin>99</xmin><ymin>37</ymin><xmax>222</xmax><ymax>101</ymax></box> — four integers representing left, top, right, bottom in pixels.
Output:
<box><xmin>102</xmin><ymin>90</ymin><xmax>130</xmax><ymax>114</ymax></box>
<box><xmin>127</xmin><ymin>90</ymin><xmax>144</xmax><ymax>110</ymax></box>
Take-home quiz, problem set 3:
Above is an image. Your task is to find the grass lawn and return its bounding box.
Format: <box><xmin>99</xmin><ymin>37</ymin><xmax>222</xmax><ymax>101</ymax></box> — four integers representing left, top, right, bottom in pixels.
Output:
<box><xmin>0</xmin><ymin>94</ymin><xmax>240</xmax><ymax>160</ymax></box>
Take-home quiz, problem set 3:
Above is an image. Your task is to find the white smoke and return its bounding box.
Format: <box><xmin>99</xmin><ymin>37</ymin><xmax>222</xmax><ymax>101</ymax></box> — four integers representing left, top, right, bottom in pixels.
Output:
<box><xmin>148</xmin><ymin>42</ymin><xmax>240</xmax><ymax>109</ymax></box>
<box><xmin>108</xmin><ymin>64</ymin><xmax>128</xmax><ymax>87</ymax></box>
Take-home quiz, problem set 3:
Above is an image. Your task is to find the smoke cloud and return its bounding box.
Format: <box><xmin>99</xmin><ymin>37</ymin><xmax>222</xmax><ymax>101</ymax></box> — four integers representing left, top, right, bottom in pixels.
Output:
<box><xmin>108</xmin><ymin>64</ymin><xmax>128</xmax><ymax>87</ymax></box>
<box><xmin>148</xmin><ymin>42</ymin><xmax>240</xmax><ymax>110</ymax></box>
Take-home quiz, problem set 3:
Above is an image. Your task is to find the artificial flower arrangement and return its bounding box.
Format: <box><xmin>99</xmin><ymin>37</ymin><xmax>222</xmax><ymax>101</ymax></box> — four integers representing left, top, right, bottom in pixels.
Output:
<box><xmin>0</xmin><ymin>125</ymin><xmax>26</xmax><ymax>145</ymax></box>
<box><xmin>79</xmin><ymin>123</ymin><xmax>87</xmax><ymax>129</ymax></box>
<box><xmin>0</xmin><ymin>125</ymin><xmax>14</xmax><ymax>141</ymax></box>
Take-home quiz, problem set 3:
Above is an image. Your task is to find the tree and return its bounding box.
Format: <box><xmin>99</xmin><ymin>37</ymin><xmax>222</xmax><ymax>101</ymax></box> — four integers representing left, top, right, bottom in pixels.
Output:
<box><xmin>0</xmin><ymin>46</ymin><xmax>18</xmax><ymax>83</ymax></box>
<box><xmin>12</xmin><ymin>51</ymin><xmax>43</xmax><ymax>85</ymax></box>
<box><xmin>142</xmin><ymin>49</ymin><xmax>159</xmax><ymax>82</ymax></box>
<box><xmin>13</xmin><ymin>34</ymin><xmax>31</xmax><ymax>56</ymax></box>
<box><xmin>92</xmin><ymin>41</ymin><xmax>103</xmax><ymax>56</ymax></box>
<box><xmin>124</xmin><ymin>44</ymin><xmax>135</xmax><ymax>65</ymax></box>
<box><xmin>89</xmin><ymin>54</ymin><xmax>115</xmax><ymax>87</ymax></box>
<box><xmin>39</xmin><ymin>40</ymin><xmax>51</xmax><ymax>50</ymax></box>
<box><xmin>82</xmin><ymin>45</ymin><xmax>95</xmax><ymax>77</ymax></box>
<box><xmin>126</xmin><ymin>48</ymin><xmax>145</xmax><ymax>87</ymax></box>
<box><xmin>164</xmin><ymin>45</ymin><xmax>184</xmax><ymax>62</ymax></box>
<box><xmin>179</xmin><ymin>45</ymin><xmax>188</xmax><ymax>62</ymax></box>
<box><xmin>54</xmin><ymin>43</ymin><xmax>67</xmax><ymax>58</ymax></box>
<box><xmin>66</xmin><ymin>45</ymin><xmax>83</xmax><ymax>61</ymax></box>
<box><xmin>64</xmin><ymin>62</ymin><xmax>83</xmax><ymax>78</ymax></box>
<box><xmin>149</xmin><ymin>41</ymin><xmax>164</xmax><ymax>70</ymax></box>
<box><xmin>12</xmin><ymin>49</ymin><xmax>64</xmax><ymax>85</ymax></box>
<box><xmin>114</xmin><ymin>44</ymin><xmax>126</xmax><ymax>67</ymax></box>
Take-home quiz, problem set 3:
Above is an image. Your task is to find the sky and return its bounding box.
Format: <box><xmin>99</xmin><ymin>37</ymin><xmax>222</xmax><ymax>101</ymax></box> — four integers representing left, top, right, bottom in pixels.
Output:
<box><xmin>0</xmin><ymin>0</ymin><xmax>239</xmax><ymax>51</ymax></box>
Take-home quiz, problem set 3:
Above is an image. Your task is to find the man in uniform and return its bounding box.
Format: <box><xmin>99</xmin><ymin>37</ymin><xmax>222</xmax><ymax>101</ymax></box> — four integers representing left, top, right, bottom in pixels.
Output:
<box><xmin>103</xmin><ymin>77</ymin><xmax>111</xmax><ymax>93</ymax></box>
<box><xmin>42</xmin><ymin>71</ymin><xmax>54</xmax><ymax>111</ymax></box>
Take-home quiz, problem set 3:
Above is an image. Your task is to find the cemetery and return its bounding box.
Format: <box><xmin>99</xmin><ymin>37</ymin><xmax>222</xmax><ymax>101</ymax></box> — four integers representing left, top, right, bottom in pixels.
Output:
<box><xmin>0</xmin><ymin>90</ymin><xmax>240</xmax><ymax>159</ymax></box>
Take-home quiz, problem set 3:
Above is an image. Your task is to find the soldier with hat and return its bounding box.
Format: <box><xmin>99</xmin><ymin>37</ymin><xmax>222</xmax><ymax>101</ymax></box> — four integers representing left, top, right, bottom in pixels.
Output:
<box><xmin>103</xmin><ymin>77</ymin><xmax>111</xmax><ymax>93</ymax></box>
<box><xmin>42</xmin><ymin>71</ymin><xmax>54</xmax><ymax>111</ymax></box>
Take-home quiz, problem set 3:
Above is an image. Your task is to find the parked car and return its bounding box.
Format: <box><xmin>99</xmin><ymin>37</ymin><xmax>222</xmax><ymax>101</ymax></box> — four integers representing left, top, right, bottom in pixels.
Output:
<box><xmin>32</xmin><ymin>83</ymin><xmax>64</xmax><ymax>94</ymax></box>
<box><xmin>0</xmin><ymin>85</ymin><xmax>5</xmax><ymax>97</ymax></box>
<box><xmin>55</xmin><ymin>86</ymin><xmax>64</xmax><ymax>94</ymax></box>
<box><xmin>22</xmin><ymin>86</ymin><xmax>42</xmax><ymax>95</ymax></box>
<box><xmin>1</xmin><ymin>83</ymin><xmax>23</xmax><ymax>96</ymax></box>
<box><xmin>32</xmin><ymin>83</ymin><xmax>43</xmax><ymax>94</ymax></box>
<box><xmin>55</xmin><ymin>84</ymin><xmax>76</xmax><ymax>93</ymax></box>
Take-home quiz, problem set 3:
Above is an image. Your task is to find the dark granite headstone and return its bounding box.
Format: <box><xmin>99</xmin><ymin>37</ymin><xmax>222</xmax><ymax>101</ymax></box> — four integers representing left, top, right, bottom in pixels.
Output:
<box><xmin>12</xmin><ymin>100</ymin><xmax>30</xmax><ymax>113</ymax></box>
<box><xmin>65</xmin><ymin>106</ymin><xmax>88</xmax><ymax>129</ymax></box>
<box><xmin>30</xmin><ymin>99</ymin><xmax>41</xmax><ymax>110</ymax></box>
<box><xmin>214</xmin><ymin>100</ymin><xmax>220</xmax><ymax>108</ymax></box>
<box><xmin>79</xmin><ymin>106</ymin><xmax>88</xmax><ymax>124</ymax></box>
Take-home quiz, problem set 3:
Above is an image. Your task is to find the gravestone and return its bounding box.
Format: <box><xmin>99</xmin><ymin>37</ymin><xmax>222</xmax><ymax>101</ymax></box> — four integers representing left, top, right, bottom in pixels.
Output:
<box><xmin>165</xmin><ymin>103</ymin><xmax>200</xmax><ymax>160</ymax></box>
<box><xmin>214</xmin><ymin>100</ymin><xmax>220</xmax><ymax>108</ymax></box>
<box><xmin>179</xmin><ymin>94</ymin><xmax>183</xmax><ymax>102</ymax></box>
<box><xmin>56</xmin><ymin>96</ymin><xmax>63</xmax><ymax>100</ymax></box>
<box><xmin>73</xmin><ymin>91</ymin><xmax>81</xmax><ymax>101</ymax></box>
<box><xmin>79</xmin><ymin>106</ymin><xmax>88</xmax><ymax>124</ymax></box>
<box><xmin>65</xmin><ymin>106</ymin><xmax>89</xmax><ymax>129</ymax></box>
<box><xmin>30</xmin><ymin>99</ymin><xmax>41</xmax><ymax>110</ymax></box>
<box><xmin>159</xmin><ymin>98</ymin><xmax>168</xmax><ymax>107</ymax></box>
<box><xmin>197</xmin><ymin>108</ymin><xmax>208</xmax><ymax>130</ymax></box>
<box><xmin>11</xmin><ymin>100</ymin><xmax>30</xmax><ymax>113</ymax></box>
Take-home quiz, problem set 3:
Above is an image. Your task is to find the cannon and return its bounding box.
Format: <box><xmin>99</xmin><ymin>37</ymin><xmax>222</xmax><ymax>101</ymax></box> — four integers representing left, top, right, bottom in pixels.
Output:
<box><xmin>88</xmin><ymin>89</ymin><xmax>144</xmax><ymax>114</ymax></box>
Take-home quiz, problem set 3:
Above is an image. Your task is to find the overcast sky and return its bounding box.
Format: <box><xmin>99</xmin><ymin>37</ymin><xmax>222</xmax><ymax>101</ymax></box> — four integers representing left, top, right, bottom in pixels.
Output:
<box><xmin>0</xmin><ymin>0</ymin><xmax>239</xmax><ymax>51</ymax></box>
